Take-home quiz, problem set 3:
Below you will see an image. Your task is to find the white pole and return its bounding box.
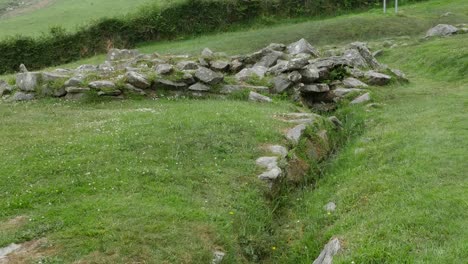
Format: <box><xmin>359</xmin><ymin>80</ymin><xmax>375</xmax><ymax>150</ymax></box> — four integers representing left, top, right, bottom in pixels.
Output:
<box><xmin>395</xmin><ymin>0</ymin><xmax>398</xmax><ymax>13</ymax></box>
<box><xmin>383</xmin><ymin>0</ymin><xmax>386</xmax><ymax>13</ymax></box>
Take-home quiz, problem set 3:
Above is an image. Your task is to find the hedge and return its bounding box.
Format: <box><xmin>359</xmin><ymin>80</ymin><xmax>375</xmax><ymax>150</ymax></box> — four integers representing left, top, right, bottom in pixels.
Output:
<box><xmin>0</xmin><ymin>0</ymin><xmax>427</xmax><ymax>74</ymax></box>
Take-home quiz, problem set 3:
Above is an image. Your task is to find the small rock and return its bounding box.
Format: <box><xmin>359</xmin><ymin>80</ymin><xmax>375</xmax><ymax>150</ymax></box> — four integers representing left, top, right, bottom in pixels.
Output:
<box><xmin>235</xmin><ymin>66</ymin><xmax>267</xmax><ymax>82</ymax></box>
<box><xmin>176</xmin><ymin>61</ymin><xmax>199</xmax><ymax>70</ymax></box>
<box><xmin>364</xmin><ymin>71</ymin><xmax>392</xmax><ymax>85</ymax></box>
<box><xmin>89</xmin><ymin>80</ymin><xmax>116</xmax><ymax>90</ymax></box>
<box><xmin>248</xmin><ymin>91</ymin><xmax>272</xmax><ymax>103</ymax></box>
<box><xmin>230</xmin><ymin>59</ymin><xmax>243</xmax><ymax>72</ymax></box>
<box><xmin>301</xmin><ymin>84</ymin><xmax>330</xmax><ymax>93</ymax></box>
<box><xmin>300</xmin><ymin>67</ymin><xmax>320</xmax><ymax>83</ymax></box>
<box><xmin>10</xmin><ymin>92</ymin><xmax>35</xmax><ymax>101</ymax></box>
<box><xmin>126</xmin><ymin>71</ymin><xmax>151</xmax><ymax>89</ymax></box>
<box><xmin>210</xmin><ymin>60</ymin><xmax>230</xmax><ymax>71</ymax></box>
<box><xmin>332</xmin><ymin>88</ymin><xmax>362</xmax><ymax>98</ymax></box>
<box><xmin>286</xmin><ymin>124</ymin><xmax>307</xmax><ymax>144</ymax></box>
<box><xmin>256</xmin><ymin>156</ymin><xmax>279</xmax><ymax>169</ymax></box>
<box><xmin>350</xmin><ymin>93</ymin><xmax>371</xmax><ymax>104</ymax></box>
<box><xmin>267</xmin><ymin>145</ymin><xmax>288</xmax><ymax>158</ymax></box>
<box><xmin>65</xmin><ymin>87</ymin><xmax>90</xmax><ymax>94</ymax></box>
<box><xmin>212</xmin><ymin>251</ymin><xmax>225</xmax><ymax>264</ymax></box>
<box><xmin>343</xmin><ymin>77</ymin><xmax>368</xmax><ymax>88</ymax></box>
<box><xmin>287</xmin><ymin>38</ymin><xmax>320</xmax><ymax>57</ymax></box>
<box><xmin>195</xmin><ymin>67</ymin><xmax>224</xmax><ymax>85</ymax></box>
<box><xmin>220</xmin><ymin>85</ymin><xmax>268</xmax><ymax>94</ymax></box>
<box><xmin>201</xmin><ymin>48</ymin><xmax>214</xmax><ymax>58</ymax></box>
<box><xmin>258</xmin><ymin>167</ymin><xmax>282</xmax><ymax>180</ymax></box>
<box><xmin>19</xmin><ymin>64</ymin><xmax>28</xmax><ymax>73</ymax></box>
<box><xmin>273</xmin><ymin>75</ymin><xmax>293</xmax><ymax>93</ymax></box>
<box><xmin>288</xmin><ymin>71</ymin><xmax>302</xmax><ymax>83</ymax></box>
<box><xmin>154</xmin><ymin>79</ymin><xmax>187</xmax><ymax>90</ymax></box>
<box><xmin>324</xmin><ymin>202</ymin><xmax>336</xmax><ymax>212</ymax></box>
<box><xmin>285</xmin><ymin>57</ymin><xmax>309</xmax><ymax>71</ymax></box>
<box><xmin>155</xmin><ymin>64</ymin><xmax>173</xmax><ymax>75</ymax></box>
<box><xmin>188</xmin><ymin>82</ymin><xmax>211</xmax><ymax>92</ymax></box>
<box><xmin>312</xmin><ymin>238</ymin><xmax>341</xmax><ymax>264</ymax></box>
<box><xmin>64</xmin><ymin>76</ymin><xmax>85</xmax><ymax>87</ymax></box>
<box><xmin>0</xmin><ymin>80</ymin><xmax>13</xmax><ymax>96</ymax></box>
<box><xmin>124</xmin><ymin>84</ymin><xmax>146</xmax><ymax>95</ymax></box>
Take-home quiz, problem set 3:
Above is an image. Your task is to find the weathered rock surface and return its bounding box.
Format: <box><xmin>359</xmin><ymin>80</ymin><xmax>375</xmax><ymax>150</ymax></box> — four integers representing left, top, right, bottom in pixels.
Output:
<box><xmin>365</xmin><ymin>71</ymin><xmax>391</xmax><ymax>85</ymax></box>
<box><xmin>267</xmin><ymin>145</ymin><xmax>288</xmax><ymax>158</ymax></box>
<box><xmin>312</xmin><ymin>238</ymin><xmax>341</xmax><ymax>264</ymax></box>
<box><xmin>188</xmin><ymin>82</ymin><xmax>211</xmax><ymax>91</ymax></box>
<box><xmin>249</xmin><ymin>91</ymin><xmax>272</xmax><ymax>103</ymax></box>
<box><xmin>107</xmin><ymin>48</ymin><xmax>140</xmax><ymax>61</ymax></box>
<box><xmin>195</xmin><ymin>67</ymin><xmax>224</xmax><ymax>84</ymax></box>
<box><xmin>287</xmin><ymin>38</ymin><xmax>320</xmax><ymax>57</ymax></box>
<box><xmin>343</xmin><ymin>77</ymin><xmax>368</xmax><ymax>88</ymax></box>
<box><xmin>286</xmin><ymin>124</ymin><xmax>307</xmax><ymax>144</ymax></box>
<box><xmin>155</xmin><ymin>64</ymin><xmax>173</xmax><ymax>75</ymax></box>
<box><xmin>350</xmin><ymin>92</ymin><xmax>371</xmax><ymax>104</ymax></box>
<box><xmin>126</xmin><ymin>71</ymin><xmax>150</xmax><ymax>89</ymax></box>
<box><xmin>301</xmin><ymin>84</ymin><xmax>330</xmax><ymax>93</ymax></box>
<box><xmin>10</xmin><ymin>92</ymin><xmax>35</xmax><ymax>101</ymax></box>
<box><xmin>426</xmin><ymin>24</ymin><xmax>458</xmax><ymax>37</ymax></box>
<box><xmin>220</xmin><ymin>85</ymin><xmax>268</xmax><ymax>94</ymax></box>
<box><xmin>89</xmin><ymin>80</ymin><xmax>116</xmax><ymax>90</ymax></box>
<box><xmin>0</xmin><ymin>80</ymin><xmax>13</xmax><ymax>96</ymax></box>
<box><xmin>236</xmin><ymin>66</ymin><xmax>267</xmax><ymax>81</ymax></box>
<box><xmin>16</xmin><ymin>72</ymin><xmax>40</xmax><ymax>92</ymax></box>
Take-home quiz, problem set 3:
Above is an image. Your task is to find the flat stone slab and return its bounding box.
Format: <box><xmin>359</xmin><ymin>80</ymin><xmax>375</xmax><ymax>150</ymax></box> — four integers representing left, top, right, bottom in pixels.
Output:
<box><xmin>286</xmin><ymin>124</ymin><xmax>307</xmax><ymax>144</ymax></box>
<box><xmin>256</xmin><ymin>156</ymin><xmax>278</xmax><ymax>169</ymax></box>
<box><xmin>312</xmin><ymin>238</ymin><xmax>341</xmax><ymax>264</ymax></box>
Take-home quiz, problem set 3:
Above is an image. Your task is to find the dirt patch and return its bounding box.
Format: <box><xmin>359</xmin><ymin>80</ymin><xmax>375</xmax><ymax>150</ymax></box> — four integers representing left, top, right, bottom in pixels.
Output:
<box><xmin>0</xmin><ymin>238</ymin><xmax>54</xmax><ymax>264</ymax></box>
<box><xmin>0</xmin><ymin>216</ymin><xmax>27</xmax><ymax>233</ymax></box>
<box><xmin>0</xmin><ymin>0</ymin><xmax>55</xmax><ymax>19</ymax></box>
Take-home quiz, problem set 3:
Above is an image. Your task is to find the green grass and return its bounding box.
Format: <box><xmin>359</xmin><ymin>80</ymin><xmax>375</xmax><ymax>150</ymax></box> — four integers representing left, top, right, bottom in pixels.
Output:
<box><xmin>1</xmin><ymin>0</ymin><xmax>467</xmax><ymax>263</ymax></box>
<box><xmin>0</xmin><ymin>0</ymin><xmax>180</xmax><ymax>38</ymax></box>
<box><xmin>269</xmin><ymin>34</ymin><xmax>468</xmax><ymax>263</ymax></box>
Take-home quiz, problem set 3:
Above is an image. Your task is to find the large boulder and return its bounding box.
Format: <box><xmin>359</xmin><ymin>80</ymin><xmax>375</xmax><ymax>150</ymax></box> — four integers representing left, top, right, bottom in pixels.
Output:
<box><xmin>16</xmin><ymin>72</ymin><xmax>41</xmax><ymax>92</ymax></box>
<box><xmin>426</xmin><ymin>24</ymin><xmax>458</xmax><ymax>37</ymax></box>
<box><xmin>126</xmin><ymin>71</ymin><xmax>150</xmax><ymax>89</ymax></box>
<box><xmin>107</xmin><ymin>49</ymin><xmax>140</xmax><ymax>61</ymax></box>
<box><xmin>287</xmin><ymin>38</ymin><xmax>320</xmax><ymax>57</ymax></box>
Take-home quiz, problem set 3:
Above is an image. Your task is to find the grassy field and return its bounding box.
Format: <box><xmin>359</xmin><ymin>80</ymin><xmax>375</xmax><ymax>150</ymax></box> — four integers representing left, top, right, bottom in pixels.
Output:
<box><xmin>0</xmin><ymin>0</ymin><xmax>179</xmax><ymax>38</ymax></box>
<box><xmin>1</xmin><ymin>0</ymin><xmax>467</xmax><ymax>263</ymax></box>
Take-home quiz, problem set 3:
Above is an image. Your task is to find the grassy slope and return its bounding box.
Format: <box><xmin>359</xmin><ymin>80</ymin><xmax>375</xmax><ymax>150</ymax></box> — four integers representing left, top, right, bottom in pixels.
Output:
<box><xmin>1</xmin><ymin>0</ymin><xmax>467</xmax><ymax>263</ymax></box>
<box><xmin>272</xmin><ymin>35</ymin><xmax>468</xmax><ymax>263</ymax></box>
<box><xmin>0</xmin><ymin>0</ymin><xmax>179</xmax><ymax>38</ymax></box>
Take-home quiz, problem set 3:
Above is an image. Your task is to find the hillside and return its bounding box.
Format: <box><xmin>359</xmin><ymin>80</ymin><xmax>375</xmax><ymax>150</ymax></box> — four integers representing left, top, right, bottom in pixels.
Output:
<box><xmin>0</xmin><ymin>0</ymin><xmax>175</xmax><ymax>38</ymax></box>
<box><xmin>1</xmin><ymin>0</ymin><xmax>467</xmax><ymax>263</ymax></box>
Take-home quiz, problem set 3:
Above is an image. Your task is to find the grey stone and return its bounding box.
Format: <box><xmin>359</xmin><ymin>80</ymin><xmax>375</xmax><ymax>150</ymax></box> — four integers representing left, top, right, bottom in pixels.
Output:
<box><xmin>333</xmin><ymin>88</ymin><xmax>362</xmax><ymax>97</ymax></box>
<box><xmin>288</xmin><ymin>71</ymin><xmax>302</xmax><ymax>83</ymax></box>
<box><xmin>182</xmin><ymin>73</ymin><xmax>196</xmax><ymax>84</ymax></box>
<box><xmin>19</xmin><ymin>64</ymin><xmax>28</xmax><ymax>73</ymax></box>
<box><xmin>201</xmin><ymin>48</ymin><xmax>214</xmax><ymax>58</ymax></box>
<box><xmin>188</xmin><ymin>82</ymin><xmax>211</xmax><ymax>92</ymax></box>
<box><xmin>390</xmin><ymin>68</ymin><xmax>408</xmax><ymax>82</ymax></box>
<box><xmin>64</xmin><ymin>76</ymin><xmax>85</xmax><ymax>87</ymax></box>
<box><xmin>107</xmin><ymin>48</ymin><xmax>140</xmax><ymax>61</ymax></box>
<box><xmin>16</xmin><ymin>72</ymin><xmax>41</xmax><ymax>92</ymax></box>
<box><xmin>342</xmin><ymin>77</ymin><xmax>368</xmax><ymax>88</ymax></box>
<box><xmin>0</xmin><ymin>80</ymin><xmax>13</xmax><ymax>96</ymax></box>
<box><xmin>98</xmin><ymin>61</ymin><xmax>114</xmax><ymax>72</ymax></box>
<box><xmin>177</xmin><ymin>61</ymin><xmax>199</xmax><ymax>70</ymax></box>
<box><xmin>300</xmin><ymin>67</ymin><xmax>320</xmax><ymax>83</ymax></box>
<box><xmin>155</xmin><ymin>64</ymin><xmax>173</xmax><ymax>75</ymax></box>
<box><xmin>256</xmin><ymin>156</ymin><xmax>279</xmax><ymax>170</ymax></box>
<box><xmin>210</xmin><ymin>60</ymin><xmax>230</xmax><ymax>71</ymax></box>
<box><xmin>364</xmin><ymin>71</ymin><xmax>392</xmax><ymax>85</ymax></box>
<box><xmin>230</xmin><ymin>59</ymin><xmax>244</xmax><ymax>72</ymax></box>
<box><xmin>426</xmin><ymin>24</ymin><xmax>458</xmax><ymax>37</ymax></box>
<box><xmin>312</xmin><ymin>238</ymin><xmax>341</xmax><ymax>264</ymax></box>
<box><xmin>342</xmin><ymin>49</ymin><xmax>369</xmax><ymax>69</ymax></box>
<box><xmin>258</xmin><ymin>167</ymin><xmax>282</xmax><ymax>181</ymax></box>
<box><xmin>89</xmin><ymin>81</ymin><xmax>116</xmax><ymax>90</ymax></box>
<box><xmin>285</xmin><ymin>57</ymin><xmax>309</xmax><ymax>71</ymax></box>
<box><xmin>40</xmin><ymin>85</ymin><xmax>66</xmax><ymax>97</ymax></box>
<box><xmin>273</xmin><ymin>75</ymin><xmax>293</xmax><ymax>93</ymax></box>
<box><xmin>10</xmin><ymin>92</ymin><xmax>35</xmax><ymax>101</ymax></box>
<box><xmin>41</xmin><ymin>72</ymin><xmax>69</xmax><ymax>82</ymax></box>
<box><xmin>287</xmin><ymin>38</ymin><xmax>320</xmax><ymax>57</ymax></box>
<box><xmin>286</xmin><ymin>124</ymin><xmax>307</xmax><ymax>144</ymax></box>
<box><xmin>65</xmin><ymin>87</ymin><xmax>90</xmax><ymax>94</ymax></box>
<box><xmin>124</xmin><ymin>84</ymin><xmax>146</xmax><ymax>95</ymax></box>
<box><xmin>268</xmin><ymin>60</ymin><xmax>289</xmax><ymax>75</ymax></box>
<box><xmin>324</xmin><ymin>202</ymin><xmax>336</xmax><ymax>212</ymax></box>
<box><xmin>195</xmin><ymin>67</ymin><xmax>224</xmax><ymax>85</ymax></box>
<box><xmin>235</xmin><ymin>66</ymin><xmax>267</xmax><ymax>82</ymax></box>
<box><xmin>154</xmin><ymin>79</ymin><xmax>187</xmax><ymax>90</ymax></box>
<box><xmin>248</xmin><ymin>91</ymin><xmax>272</xmax><ymax>103</ymax></box>
<box><xmin>212</xmin><ymin>251</ymin><xmax>225</xmax><ymax>264</ymax></box>
<box><xmin>350</xmin><ymin>92</ymin><xmax>371</xmax><ymax>104</ymax></box>
<box><xmin>199</xmin><ymin>57</ymin><xmax>210</xmax><ymax>67</ymax></box>
<box><xmin>76</xmin><ymin>64</ymin><xmax>97</xmax><ymax>72</ymax></box>
<box><xmin>301</xmin><ymin>84</ymin><xmax>330</xmax><ymax>93</ymax></box>
<box><xmin>126</xmin><ymin>71</ymin><xmax>150</xmax><ymax>89</ymax></box>
<box><xmin>220</xmin><ymin>85</ymin><xmax>269</xmax><ymax>94</ymax></box>
<box><xmin>97</xmin><ymin>89</ymin><xmax>122</xmax><ymax>96</ymax></box>
<box><xmin>254</xmin><ymin>50</ymin><xmax>283</xmax><ymax>68</ymax></box>
<box><xmin>267</xmin><ymin>145</ymin><xmax>288</xmax><ymax>158</ymax></box>
<box><xmin>348</xmin><ymin>42</ymin><xmax>381</xmax><ymax>69</ymax></box>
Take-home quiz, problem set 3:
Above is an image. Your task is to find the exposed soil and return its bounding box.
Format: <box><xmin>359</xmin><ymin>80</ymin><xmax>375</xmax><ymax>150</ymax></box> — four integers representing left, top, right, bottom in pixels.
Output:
<box><xmin>0</xmin><ymin>239</ymin><xmax>54</xmax><ymax>264</ymax></box>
